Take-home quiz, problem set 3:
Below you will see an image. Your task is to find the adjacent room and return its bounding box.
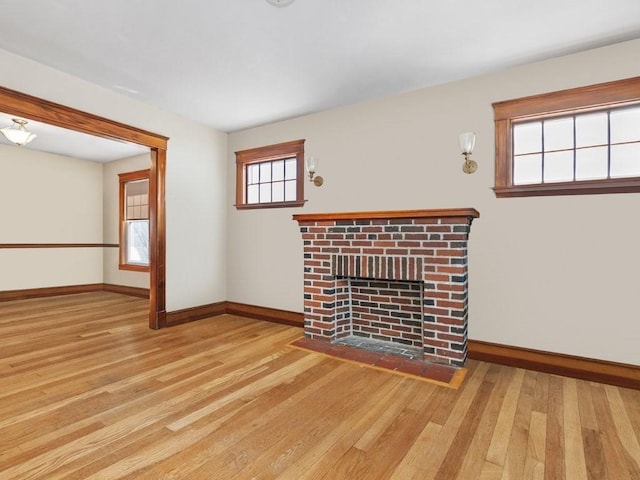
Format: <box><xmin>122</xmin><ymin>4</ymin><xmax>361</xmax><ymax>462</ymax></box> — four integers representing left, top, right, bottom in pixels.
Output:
<box><xmin>0</xmin><ymin>1</ymin><xmax>639</xmax><ymax>478</ymax></box>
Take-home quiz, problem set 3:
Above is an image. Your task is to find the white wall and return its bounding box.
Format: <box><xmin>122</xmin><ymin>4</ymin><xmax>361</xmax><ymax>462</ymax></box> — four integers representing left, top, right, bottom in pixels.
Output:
<box><xmin>0</xmin><ymin>144</ymin><xmax>103</xmax><ymax>289</ymax></box>
<box><xmin>0</xmin><ymin>48</ymin><xmax>228</xmax><ymax>311</ymax></box>
<box><xmin>227</xmin><ymin>39</ymin><xmax>640</xmax><ymax>365</ymax></box>
<box><xmin>102</xmin><ymin>153</ymin><xmax>151</xmax><ymax>289</ymax></box>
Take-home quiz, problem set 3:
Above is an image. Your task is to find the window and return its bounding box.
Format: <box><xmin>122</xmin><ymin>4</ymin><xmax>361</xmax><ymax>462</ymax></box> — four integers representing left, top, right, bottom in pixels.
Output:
<box><xmin>493</xmin><ymin>77</ymin><xmax>640</xmax><ymax>197</ymax></box>
<box><xmin>235</xmin><ymin>139</ymin><xmax>305</xmax><ymax>209</ymax></box>
<box><xmin>119</xmin><ymin>169</ymin><xmax>150</xmax><ymax>271</ymax></box>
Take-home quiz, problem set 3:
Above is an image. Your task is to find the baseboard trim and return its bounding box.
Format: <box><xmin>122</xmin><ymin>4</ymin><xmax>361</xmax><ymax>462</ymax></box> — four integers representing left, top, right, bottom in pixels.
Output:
<box><xmin>0</xmin><ymin>283</ymin><xmax>150</xmax><ymax>302</ymax></box>
<box><xmin>0</xmin><ymin>284</ymin><xmax>104</xmax><ymax>301</ymax></box>
<box><xmin>163</xmin><ymin>301</ymin><xmax>302</xmax><ymax>328</ymax></box>
<box><xmin>468</xmin><ymin>339</ymin><xmax>640</xmax><ymax>390</ymax></box>
<box><xmin>165</xmin><ymin>301</ymin><xmax>227</xmax><ymax>327</ymax></box>
<box><xmin>102</xmin><ymin>283</ymin><xmax>150</xmax><ymax>299</ymax></box>
<box><xmin>225</xmin><ymin>302</ymin><xmax>303</xmax><ymax>327</ymax></box>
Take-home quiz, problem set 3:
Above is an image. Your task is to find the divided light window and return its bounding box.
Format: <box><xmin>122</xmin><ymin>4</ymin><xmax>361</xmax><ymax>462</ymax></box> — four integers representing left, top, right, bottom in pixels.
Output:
<box><xmin>235</xmin><ymin>139</ymin><xmax>305</xmax><ymax>209</ymax></box>
<box><xmin>119</xmin><ymin>169</ymin><xmax>150</xmax><ymax>271</ymax></box>
<box><xmin>493</xmin><ymin>77</ymin><xmax>640</xmax><ymax>197</ymax></box>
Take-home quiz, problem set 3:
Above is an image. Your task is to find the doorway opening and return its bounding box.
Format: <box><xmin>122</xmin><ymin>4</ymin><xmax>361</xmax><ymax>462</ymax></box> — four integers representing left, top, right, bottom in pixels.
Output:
<box><xmin>0</xmin><ymin>85</ymin><xmax>168</xmax><ymax>329</ymax></box>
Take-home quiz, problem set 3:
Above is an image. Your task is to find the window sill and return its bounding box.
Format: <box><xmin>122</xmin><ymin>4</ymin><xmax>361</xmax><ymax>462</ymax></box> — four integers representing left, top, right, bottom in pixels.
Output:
<box><xmin>119</xmin><ymin>263</ymin><xmax>150</xmax><ymax>272</ymax></box>
<box><xmin>235</xmin><ymin>200</ymin><xmax>306</xmax><ymax>210</ymax></box>
<box><xmin>494</xmin><ymin>177</ymin><xmax>640</xmax><ymax>198</ymax></box>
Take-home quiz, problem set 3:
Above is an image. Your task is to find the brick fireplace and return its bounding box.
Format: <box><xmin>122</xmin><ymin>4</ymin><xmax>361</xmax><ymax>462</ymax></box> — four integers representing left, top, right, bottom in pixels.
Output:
<box><xmin>293</xmin><ymin>208</ymin><xmax>479</xmax><ymax>367</ymax></box>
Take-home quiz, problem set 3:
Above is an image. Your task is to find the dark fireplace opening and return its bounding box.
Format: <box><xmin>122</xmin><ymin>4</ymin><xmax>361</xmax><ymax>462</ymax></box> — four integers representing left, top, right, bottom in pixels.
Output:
<box><xmin>332</xmin><ymin>277</ymin><xmax>425</xmax><ymax>360</ymax></box>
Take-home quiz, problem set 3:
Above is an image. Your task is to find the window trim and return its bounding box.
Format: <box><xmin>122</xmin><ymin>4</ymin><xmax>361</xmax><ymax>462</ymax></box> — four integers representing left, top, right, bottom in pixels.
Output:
<box><xmin>119</xmin><ymin>169</ymin><xmax>150</xmax><ymax>272</ymax></box>
<box><xmin>235</xmin><ymin>139</ymin><xmax>305</xmax><ymax>209</ymax></box>
<box><xmin>493</xmin><ymin>76</ymin><xmax>640</xmax><ymax>198</ymax></box>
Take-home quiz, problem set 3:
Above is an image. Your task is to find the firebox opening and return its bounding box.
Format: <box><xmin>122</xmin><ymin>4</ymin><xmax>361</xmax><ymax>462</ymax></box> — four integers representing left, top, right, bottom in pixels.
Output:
<box><xmin>331</xmin><ymin>276</ymin><xmax>424</xmax><ymax>360</ymax></box>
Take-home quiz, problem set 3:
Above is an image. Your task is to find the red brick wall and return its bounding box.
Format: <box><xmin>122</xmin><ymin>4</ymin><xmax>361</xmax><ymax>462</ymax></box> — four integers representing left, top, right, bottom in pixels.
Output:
<box><xmin>297</xmin><ymin>214</ymin><xmax>475</xmax><ymax>367</ymax></box>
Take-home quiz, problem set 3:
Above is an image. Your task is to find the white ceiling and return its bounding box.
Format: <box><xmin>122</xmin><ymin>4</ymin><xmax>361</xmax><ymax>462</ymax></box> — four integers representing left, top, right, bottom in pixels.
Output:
<box><xmin>0</xmin><ymin>0</ymin><xmax>639</xmax><ymax>142</ymax></box>
<box><xmin>0</xmin><ymin>113</ymin><xmax>149</xmax><ymax>162</ymax></box>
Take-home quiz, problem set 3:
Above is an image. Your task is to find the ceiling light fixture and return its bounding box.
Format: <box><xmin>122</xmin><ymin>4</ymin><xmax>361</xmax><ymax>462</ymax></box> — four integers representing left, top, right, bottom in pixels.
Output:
<box><xmin>1</xmin><ymin>118</ymin><xmax>37</xmax><ymax>146</ymax></box>
<box><xmin>266</xmin><ymin>0</ymin><xmax>295</xmax><ymax>7</ymax></box>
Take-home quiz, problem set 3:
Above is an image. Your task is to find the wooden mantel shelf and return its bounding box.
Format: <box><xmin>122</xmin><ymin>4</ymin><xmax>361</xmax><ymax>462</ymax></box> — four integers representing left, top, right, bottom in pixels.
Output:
<box><xmin>293</xmin><ymin>208</ymin><xmax>480</xmax><ymax>223</ymax></box>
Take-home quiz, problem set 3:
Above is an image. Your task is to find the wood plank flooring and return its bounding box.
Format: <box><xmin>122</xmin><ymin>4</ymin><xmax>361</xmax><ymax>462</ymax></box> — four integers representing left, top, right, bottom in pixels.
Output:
<box><xmin>0</xmin><ymin>292</ymin><xmax>638</xmax><ymax>479</ymax></box>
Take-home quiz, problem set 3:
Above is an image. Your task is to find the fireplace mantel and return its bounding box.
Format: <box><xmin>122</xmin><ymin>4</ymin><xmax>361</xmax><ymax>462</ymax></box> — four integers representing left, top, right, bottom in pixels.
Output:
<box><xmin>293</xmin><ymin>208</ymin><xmax>479</xmax><ymax>223</ymax></box>
<box><xmin>293</xmin><ymin>207</ymin><xmax>479</xmax><ymax>367</ymax></box>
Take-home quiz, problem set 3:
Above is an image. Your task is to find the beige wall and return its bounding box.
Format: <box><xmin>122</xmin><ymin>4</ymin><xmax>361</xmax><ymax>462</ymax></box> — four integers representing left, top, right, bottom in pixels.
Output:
<box><xmin>227</xmin><ymin>39</ymin><xmax>640</xmax><ymax>365</ymax></box>
<box><xmin>1</xmin><ymin>38</ymin><xmax>637</xmax><ymax>365</ymax></box>
<box><xmin>0</xmin><ymin>144</ymin><xmax>104</xmax><ymax>290</ymax></box>
<box><xmin>0</xmin><ymin>147</ymin><xmax>156</xmax><ymax>291</ymax></box>
<box><xmin>102</xmin><ymin>153</ymin><xmax>151</xmax><ymax>289</ymax></box>
<box><xmin>0</xmin><ymin>48</ymin><xmax>228</xmax><ymax>311</ymax></box>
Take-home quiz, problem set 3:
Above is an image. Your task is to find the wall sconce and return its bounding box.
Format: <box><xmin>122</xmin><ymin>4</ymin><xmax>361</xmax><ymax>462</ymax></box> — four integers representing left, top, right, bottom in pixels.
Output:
<box><xmin>1</xmin><ymin>118</ymin><xmax>37</xmax><ymax>146</ymax></box>
<box><xmin>305</xmin><ymin>156</ymin><xmax>324</xmax><ymax>186</ymax></box>
<box><xmin>458</xmin><ymin>132</ymin><xmax>477</xmax><ymax>174</ymax></box>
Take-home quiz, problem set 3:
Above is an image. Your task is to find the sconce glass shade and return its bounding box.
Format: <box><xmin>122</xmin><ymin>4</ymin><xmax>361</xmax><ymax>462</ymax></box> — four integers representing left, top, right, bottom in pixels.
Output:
<box><xmin>458</xmin><ymin>132</ymin><xmax>476</xmax><ymax>154</ymax></box>
<box><xmin>305</xmin><ymin>156</ymin><xmax>318</xmax><ymax>173</ymax></box>
<box><xmin>1</xmin><ymin>118</ymin><xmax>37</xmax><ymax>146</ymax></box>
<box><xmin>266</xmin><ymin>0</ymin><xmax>295</xmax><ymax>7</ymax></box>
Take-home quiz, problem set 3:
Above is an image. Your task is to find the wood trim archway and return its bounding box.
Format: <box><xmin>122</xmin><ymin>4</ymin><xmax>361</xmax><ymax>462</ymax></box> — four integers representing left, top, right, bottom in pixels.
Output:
<box><xmin>0</xmin><ymin>85</ymin><xmax>168</xmax><ymax>329</ymax></box>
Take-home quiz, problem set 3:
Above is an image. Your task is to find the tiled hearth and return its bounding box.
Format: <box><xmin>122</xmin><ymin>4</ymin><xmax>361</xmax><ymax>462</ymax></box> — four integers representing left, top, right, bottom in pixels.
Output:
<box><xmin>289</xmin><ymin>336</ymin><xmax>466</xmax><ymax>387</ymax></box>
<box><xmin>293</xmin><ymin>209</ymin><xmax>479</xmax><ymax>367</ymax></box>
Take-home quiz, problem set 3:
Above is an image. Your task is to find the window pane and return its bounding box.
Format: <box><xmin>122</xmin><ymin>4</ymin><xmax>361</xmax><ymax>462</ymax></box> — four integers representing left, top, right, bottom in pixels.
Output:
<box><xmin>284</xmin><ymin>179</ymin><xmax>297</xmax><ymax>201</ymax></box>
<box><xmin>125</xmin><ymin>179</ymin><xmax>148</xmax><ymax>196</ymax></box>
<box><xmin>513</xmin><ymin>154</ymin><xmax>542</xmax><ymax>185</ymax></box>
<box><xmin>260</xmin><ymin>162</ymin><xmax>271</xmax><ymax>182</ymax></box>
<box><xmin>576</xmin><ymin>146</ymin><xmax>608</xmax><ymax>181</ymax></box>
<box><xmin>513</xmin><ymin>122</ymin><xmax>541</xmax><ymax>155</ymax></box>
<box><xmin>544</xmin><ymin>117</ymin><xmax>573</xmax><ymax>151</ymax></box>
<box><xmin>610</xmin><ymin>143</ymin><xmax>640</xmax><ymax>178</ymax></box>
<box><xmin>247</xmin><ymin>158</ymin><xmax>299</xmax><ymax>204</ymax></box>
<box><xmin>610</xmin><ymin>106</ymin><xmax>640</xmax><ymax>144</ymax></box>
<box><xmin>272</xmin><ymin>160</ymin><xmax>285</xmax><ymax>181</ymax></box>
<box><xmin>259</xmin><ymin>183</ymin><xmax>271</xmax><ymax>202</ymax></box>
<box><xmin>125</xmin><ymin>180</ymin><xmax>149</xmax><ymax>220</ymax></box>
<box><xmin>272</xmin><ymin>181</ymin><xmax>284</xmax><ymax>202</ymax></box>
<box><xmin>247</xmin><ymin>184</ymin><xmax>259</xmax><ymax>204</ymax></box>
<box><xmin>576</xmin><ymin>112</ymin><xmax>608</xmax><ymax>148</ymax></box>
<box><xmin>544</xmin><ymin>150</ymin><xmax>574</xmax><ymax>183</ymax></box>
<box><xmin>126</xmin><ymin>220</ymin><xmax>149</xmax><ymax>265</ymax></box>
<box><xmin>285</xmin><ymin>158</ymin><xmax>297</xmax><ymax>180</ymax></box>
<box><xmin>248</xmin><ymin>164</ymin><xmax>260</xmax><ymax>185</ymax></box>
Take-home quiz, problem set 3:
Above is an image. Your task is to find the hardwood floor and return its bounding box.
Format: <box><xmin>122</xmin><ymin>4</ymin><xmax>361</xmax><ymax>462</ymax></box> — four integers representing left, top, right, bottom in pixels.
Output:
<box><xmin>0</xmin><ymin>292</ymin><xmax>638</xmax><ymax>479</ymax></box>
